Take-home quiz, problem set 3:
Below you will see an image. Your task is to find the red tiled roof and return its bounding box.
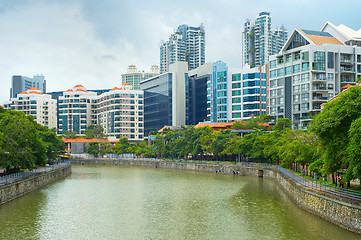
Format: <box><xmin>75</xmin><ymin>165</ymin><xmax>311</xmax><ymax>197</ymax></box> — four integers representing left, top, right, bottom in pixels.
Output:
<box><xmin>194</xmin><ymin>122</ymin><xmax>234</xmax><ymax>129</ymax></box>
<box><xmin>73</xmin><ymin>84</ymin><xmax>85</xmax><ymax>88</ymax></box>
<box><xmin>62</xmin><ymin>138</ymin><xmax>107</xmax><ymax>143</ymax></box>
<box><xmin>28</xmin><ymin>87</ymin><xmax>39</xmax><ymax>91</ymax></box>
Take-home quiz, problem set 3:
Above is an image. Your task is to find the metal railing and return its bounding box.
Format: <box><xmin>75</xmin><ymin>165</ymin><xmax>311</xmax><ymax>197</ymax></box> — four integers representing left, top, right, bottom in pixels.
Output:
<box><xmin>0</xmin><ymin>161</ymin><xmax>70</xmax><ymax>185</ymax></box>
<box><xmin>277</xmin><ymin>165</ymin><xmax>361</xmax><ymax>201</ymax></box>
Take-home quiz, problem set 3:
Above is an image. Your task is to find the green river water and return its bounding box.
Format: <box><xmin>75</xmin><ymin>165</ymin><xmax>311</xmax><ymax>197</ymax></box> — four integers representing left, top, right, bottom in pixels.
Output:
<box><xmin>0</xmin><ymin>165</ymin><xmax>359</xmax><ymax>240</ymax></box>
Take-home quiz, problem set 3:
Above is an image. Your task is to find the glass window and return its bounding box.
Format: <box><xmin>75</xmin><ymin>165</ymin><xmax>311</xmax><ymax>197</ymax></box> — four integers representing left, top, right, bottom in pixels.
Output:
<box><xmin>286</xmin><ymin>54</ymin><xmax>292</xmax><ymax>63</ymax></box>
<box><xmin>285</xmin><ymin>66</ymin><xmax>292</xmax><ymax>75</ymax></box>
<box><xmin>294</xmin><ymin>52</ymin><xmax>301</xmax><ymax>60</ymax></box>
<box><xmin>302</xmin><ymin>103</ymin><xmax>309</xmax><ymax>111</ymax></box>
<box><xmin>301</xmin><ymin>93</ymin><xmax>309</xmax><ymax>101</ymax></box>
<box><xmin>270</xmin><ymin>80</ymin><xmax>276</xmax><ymax>88</ymax></box>
<box><xmin>293</xmin><ymin>75</ymin><xmax>300</xmax><ymax>84</ymax></box>
<box><xmin>293</xmin><ymin>104</ymin><xmax>300</xmax><ymax>111</ymax></box>
<box><xmin>301</xmin><ymin>73</ymin><xmax>309</xmax><ymax>82</ymax></box>
<box><xmin>293</xmin><ymin>95</ymin><xmax>300</xmax><ymax>102</ymax></box>
<box><xmin>277</xmin><ymin>88</ymin><xmax>284</xmax><ymax>96</ymax></box>
<box><xmin>328</xmin><ymin>73</ymin><xmax>334</xmax><ymax>80</ymax></box>
<box><xmin>277</xmin><ymin>68</ymin><xmax>284</xmax><ymax>77</ymax></box>
<box><xmin>270</xmin><ymin>60</ymin><xmax>276</xmax><ymax>69</ymax></box>
<box><xmin>293</xmin><ymin>64</ymin><xmax>300</xmax><ymax>73</ymax></box>
<box><xmin>302</xmin><ymin>62</ymin><xmax>309</xmax><ymax>71</ymax></box>
<box><xmin>278</xmin><ymin>57</ymin><xmax>284</xmax><ymax>64</ymax></box>
<box><xmin>277</xmin><ymin>78</ymin><xmax>284</xmax><ymax>87</ymax></box>
<box><xmin>293</xmin><ymin>85</ymin><xmax>300</xmax><ymax>93</ymax></box>
<box><xmin>270</xmin><ymin>89</ymin><xmax>276</xmax><ymax>97</ymax></box>
<box><xmin>270</xmin><ymin>70</ymin><xmax>277</xmax><ymax>78</ymax></box>
<box><xmin>232</xmin><ymin>98</ymin><xmax>241</xmax><ymax>103</ymax></box>
<box><xmin>232</xmin><ymin>105</ymin><xmax>242</xmax><ymax>111</ymax></box>
<box><xmin>313</xmin><ymin>51</ymin><xmax>326</xmax><ymax>71</ymax></box>
<box><xmin>232</xmin><ymin>83</ymin><xmax>241</xmax><ymax>89</ymax></box>
<box><xmin>301</xmin><ymin>83</ymin><xmax>309</xmax><ymax>92</ymax></box>
<box><xmin>302</xmin><ymin>52</ymin><xmax>309</xmax><ymax>60</ymax></box>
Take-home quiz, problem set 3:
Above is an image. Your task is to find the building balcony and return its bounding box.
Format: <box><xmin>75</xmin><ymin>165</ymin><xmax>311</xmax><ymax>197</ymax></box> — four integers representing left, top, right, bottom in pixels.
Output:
<box><xmin>312</xmin><ymin>96</ymin><xmax>328</xmax><ymax>102</ymax></box>
<box><xmin>340</xmin><ymin>66</ymin><xmax>354</xmax><ymax>73</ymax></box>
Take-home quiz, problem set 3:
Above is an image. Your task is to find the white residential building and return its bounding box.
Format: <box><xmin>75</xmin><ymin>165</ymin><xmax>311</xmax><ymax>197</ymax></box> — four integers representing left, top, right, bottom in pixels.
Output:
<box><xmin>268</xmin><ymin>22</ymin><xmax>361</xmax><ymax>130</ymax></box>
<box><xmin>160</xmin><ymin>24</ymin><xmax>205</xmax><ymax>73</ymax></box>
<box><xmin>4</xmin><ymin>88</ymin><xmax>57</xmax><ymax>129</ymax></box>
<box><xmin>242</xmin><ymin>12</ymin><xmax>288</xmax><ymax>68</ymax></box>
<box><xmin>121</xmin><ymin>65</ymin><xmax>159</xmax><ymax>90</ymax></box>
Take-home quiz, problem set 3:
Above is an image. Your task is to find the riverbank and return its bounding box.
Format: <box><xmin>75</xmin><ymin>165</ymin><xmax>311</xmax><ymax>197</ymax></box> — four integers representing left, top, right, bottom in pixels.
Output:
<box><xmin>71</xmin><ymin>157</ymin><xmax>361</xmax><ymax>234</ymax></box>
<box><xmin>0</xmin><ymin>164</ymin><xmax>71</xmax><ymax>205</ymax></box>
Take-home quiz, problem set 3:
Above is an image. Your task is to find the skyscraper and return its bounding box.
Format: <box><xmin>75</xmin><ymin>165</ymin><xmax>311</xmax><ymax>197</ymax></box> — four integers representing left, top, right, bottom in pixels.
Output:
<box><xmin>10</xmin><ymin>74</ymin><xmax>46</xmax><ymax>98</ymax></box>
<box><xmin>242</xmin><ymin>12</ymin><xmax>288</xmax><ymax>68</ymax></box>
<box><xmin>160</xmin><ymin>24</ymin><xmax>205</xmax><ymax>73</ymax></box>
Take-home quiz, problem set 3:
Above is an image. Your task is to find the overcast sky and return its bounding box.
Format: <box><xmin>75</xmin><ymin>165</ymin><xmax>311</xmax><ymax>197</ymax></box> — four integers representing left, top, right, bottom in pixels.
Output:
<box><xmin>0</xmin><ymin>0</ymin><xmax>360</xmax><ymax>103</ymax></box>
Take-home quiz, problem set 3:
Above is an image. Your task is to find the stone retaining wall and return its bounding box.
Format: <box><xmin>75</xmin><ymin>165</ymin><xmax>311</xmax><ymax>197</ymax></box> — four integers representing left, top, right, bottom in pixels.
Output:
<box><xmin>0</xmin><ymin>165</ymin><xmax>71</xmax><ymax>205</ymax></box>
<box><xmin>71</xmin><ymin>158</ymin><xmax>361</xmax><ymax>234</ymax></box>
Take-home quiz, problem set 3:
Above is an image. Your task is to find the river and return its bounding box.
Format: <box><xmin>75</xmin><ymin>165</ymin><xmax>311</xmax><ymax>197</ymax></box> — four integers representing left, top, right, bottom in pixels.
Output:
<box><xmin>0</xmin><ymin>165</ymin><xmax>359</xmax><ymax>240</ymax></box>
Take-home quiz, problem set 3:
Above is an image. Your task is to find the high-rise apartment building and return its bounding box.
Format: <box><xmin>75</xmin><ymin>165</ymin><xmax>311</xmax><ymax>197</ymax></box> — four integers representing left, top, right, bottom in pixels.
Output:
<box><xmin>268</xmin><ymin>22</ymin><xmax>361</xmax><ymax>130</ymax></box>
<box><xmin>57</xmin><ymin>84</ymin><xmax>144</xmax><ymax>141</ymax></box>
<box><xmin>160</xmin><ymin>24</ymin><xmax>205</xmax><ymax>73</ymax></box>
<box><xmin>4</xmin><ymin>88</ymin><xmax>57</xmax><ymax>129</ymax></box>
<box><xmin>121</xmin><ymin>65</ymin><xmax>159</xmax><ymax>90</ymax></box>
<box><xmin>10</xmin><ymin>74</ymin><xmax>46</xmax><ymax>98</ymax></box>
<box><xmin>242</xmin><ymin>12</ymin><xmax>288</xmax><ymax>68</ymax></box>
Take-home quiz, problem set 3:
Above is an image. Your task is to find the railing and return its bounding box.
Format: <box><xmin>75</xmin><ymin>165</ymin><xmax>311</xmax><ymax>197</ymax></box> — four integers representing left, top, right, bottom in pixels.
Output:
<box><xmin>277</xmin><ymin>165</ymin><xmax>361</xmax><ymax>201</ymax></box>
<box><xmin>0</xmin><ymin>161</ymin><xmax>70</xmax><ymax>185</ymax></box>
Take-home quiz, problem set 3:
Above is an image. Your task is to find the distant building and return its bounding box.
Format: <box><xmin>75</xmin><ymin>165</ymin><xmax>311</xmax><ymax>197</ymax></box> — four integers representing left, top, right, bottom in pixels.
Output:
<box><xmin>4</xmin><ymin>88</ymin><xmax>57</xmax><ymax>129</ymax></box>
<box><xmin>160</xmin><ymin>24</ymin><xmax>205</xmax><ymax>73</ymax></box>
<box><xmin>121</xmin><ymin>65</ymin><xmax>159</xmax><ymax>90</ymax></box>
<box><xmin>10</xmin><ymin>74</ymin><xmax>46</xmax><ymax>98</ymax></box>
<box><xmin>242</xmin><ymin>12</ymin><xmax>287</xmax><ymax>68</ymax></box>
<box><xmin>141</xmin><ymin>62</ymin><xmax>188</xmax><ymax>135</ymax></box>
<box><xmin>268</xmin><ymin>22</ymin><xmax>361</xmax><ymax>130</ymax></box>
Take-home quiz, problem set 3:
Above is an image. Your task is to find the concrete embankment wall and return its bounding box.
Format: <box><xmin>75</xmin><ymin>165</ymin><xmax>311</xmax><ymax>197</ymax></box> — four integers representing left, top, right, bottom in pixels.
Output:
<box><xmin>71</xmin><ymin>158</ymin><xmax>361</xmax><ymax>234</ymax></box>
<box><xmin>0</xmin><ymin>165</ymin><xmax>71</xmax><ymax>205</ymax></box>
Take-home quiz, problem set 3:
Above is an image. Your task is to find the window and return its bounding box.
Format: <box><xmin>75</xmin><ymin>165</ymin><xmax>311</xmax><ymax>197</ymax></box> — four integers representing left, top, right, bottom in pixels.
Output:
<box><xmin>270</xmin><ymin>60</ymin><xmax>276</xmax><ymax>69</ymax></box>
<box><xmin>301</xmin><ymin>73</ymin><xmax>309</xmax><ymax>82</ymax></box>
<box><xmin>277</xmin><ymin>78</ymin><xmax>284</xmax><ymax>87</ymax></box>
<box><xmin>232</xmin><ymin>98</ymin><xmax>241</xmax><ymax>103</ymax></box>
<box><xmin>232</xmin><ymin>83</ymin><xmax>241</xmax><ymax>88</ymax></box>
<box><xmin>293</xmin><ymin>95</ymin><xmax>300</xmax><ymax>102</ymax></box>
<box><xmin>270</xmin><ymin>80</ymin><xmax>276</xmax><ymax>88</ymax></box>
<box><xmin>232</xmin><ymin>113</ymin><xmax>242</xmax><ymax>118</ymax></box>
<box><xmin>270</xmin><ymin>89</ymin><xmax>276</xmax><ymax>97</ymax></box>
<box><xmin>270</xmin><ymin>70</ymin><xmax>277</xmax><ymax>78</ymax></box>
<box><xmin>302</xmin><ymin>62</ymin><xmax>309</xmax><ymax>71</ymax></box>
<box><xmin>293</xmin><ymin>85</ymin><xmax>300</xmax><ymax>93</ymax></box>
<box><xmin>301</xmin><ymin>93</ymin><xmax>309</xmax><ymax>101</ymax></box>
<box><xmin>328</xmin><ymin>84</ymin><xmax>334</xmax><ymax>89</ymax></box>
<box><xmin>301</xmin><ymin>103</ymin><xmax>309</xmax><ymax>111</ymax></box>
<box><xmin>293</xmin><ymin>75</ymin><xmax>300</xmax><ymax>84</ymax></box>
<box><xmin>313</xmin><ymin>51</ymin><xmax>326</xmax><ymax>71</ymax></box>
<box><xmin>232</xmin><ymin>74</ymin><xmax>241</xmax><ymax>81</ymax></box>
<box><xmin>278</xmin><ymin>57</ymin><xmax>284</xmax><ymax>64</ymax></box>
<box><xmin>301</xmin><ymin>83</ymin><xmax>309</xmax><ymax>92</ymax></box>
<box><xmin>302</xmin><ymin>52</ymin><xmax>309</xmax><ymax>60</ymax></box>
<box><xmin>270</xmin><ymin>98</ymin><xmax>276</xmax><ymax>105</ymax></box>
<box><xmin>277</xmin><ymin>68</ymin><xmax>284</xmax><ymax>77</ymax></box>
<box><xmin>232</xmin><ymin>90</ymin><xmax>241</xmax><ymax>96</ymax></box>
<box><xmin>293</xmin><ymin>104</ymin><xmax>300</xmax><ymax>111</ymax></box>
<box><xmin>293</xmin><ymin>64</ymin><xmax>300</xmax><ymax>73</ymax></box>
<box><xmin>294</xmin><ymin>52</ymin><xmax>301</xmax><ymax>60</ymax></box>
<box><xmin>232</xmin><ymin>105</ymin><xmax>242</xmax><ymax>111</ymax></box>
<box><xmin>286</xmin><ymin>54</ymin><xmax>292</xmax><ymax>63</ymax></box>
<box><xmin>277</xmin><ymin>88</ymin><xmax>284</xmax><ymax>96</ymax></box>
<box><xmin>285</xmin><ymin>66</ymin><xmax>292</xmax><ymax>75</ymax></box>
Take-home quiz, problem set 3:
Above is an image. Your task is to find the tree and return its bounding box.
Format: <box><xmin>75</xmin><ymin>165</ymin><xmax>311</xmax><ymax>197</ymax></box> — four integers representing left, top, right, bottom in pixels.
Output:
<box><xmin>310</xmin><ymin>86</ymin><xmax>361</xmax><ymax>182</ymax></box>
<box><xmin>87</xmin><ymin>142</ymin><xmax>100</xmax><ymax>157</ymax></box>
<box><xmin>113</xmin><ymin>137</ymin><xmax>129</xmax><ymax>156</ymax></box>
<box><xmin>64</xmin><ymin>131</ymin><xmax>77</xmax><ymax>139</ymax></box>
<box><xmin>273</xmin><ymin>118</ymin><xmax>292</xmax><ymax>131</ymax></box>
<box><xmin>85</xmin><ymin>125</ymin><xmax>106</xmax><ymax>139</ymax></box>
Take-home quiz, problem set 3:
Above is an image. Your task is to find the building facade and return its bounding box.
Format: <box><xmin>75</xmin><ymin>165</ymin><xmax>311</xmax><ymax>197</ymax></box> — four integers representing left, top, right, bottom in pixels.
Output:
<box><xmin>207</xmin><ymin>61</ymin><xmax>230</xmax><ymax>122</ymax></box>
<box><xmin>121</xmin><ymin>65</ymin><xmax>159</xmax><ymax>90</ymax></box>
<box><xmin>10</xmin><ymin>74</ymin><xmax>46</xmax><ymax>98</ymax></box>
<box><xmin>141</xmin><ymin>62</ymin><xmax>188</xmax><ymax>135</ymax></box>
<box><xmin>58</xmin><ymin>85</ymin><xmax>97</xmax><ymax>135</ymax></box>
<box><xmin>58</xmin><ymin>84</ymin><xmax>144</xmax><ymax>141</ymax></box>
<box><xmin>242</xmin><ymin>12</ymin><xmax>287</xmax><ymax>68</ymax></box>
<box><xmin>4</xmin><ymin>88</ymin><xmax>57</xmax><ymax>129</ymax></box>
<box><xmin>160</xmin><ymin>24</ymin><xmax>205</xmax><ymax>73</ymax></box>
<box><xmin>96</xmin><ymin>84</ymin><xmax>144</xmax><ymax>141</ymax></box>
<box><xmin>231</xmin><ymin>65</ymin><xmax>268</xmax><ymax>121</ymax></box>
<box><xmin>268</xmin><ymin>23</ymin><xmax>361</xmax><ymax>130</ymax></box>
